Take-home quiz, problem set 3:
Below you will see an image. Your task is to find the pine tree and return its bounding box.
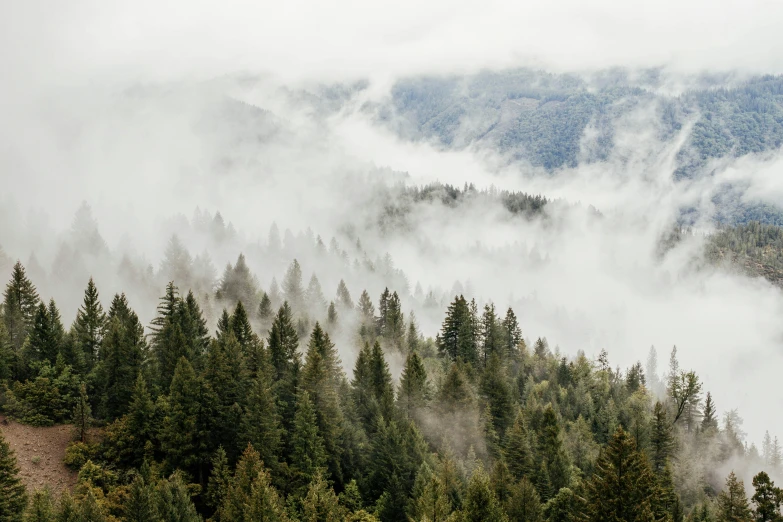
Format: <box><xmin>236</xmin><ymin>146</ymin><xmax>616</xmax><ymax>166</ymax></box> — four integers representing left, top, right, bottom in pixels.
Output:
<box><xmin>501</xmin><ymin>308</ymin><xmax>522</xmax><ymax>358</ymax></box>
<box><xmin>301</xmin><ymin>471</ymin><xmax>346</xmax><ymax>522</ymax></box>
<box><xmin>206</xmin><ymin>447</ymin><xmax>231</xmax><ymax>512</ymax></box>
<box><xmin>585</xmin><ymin>426</ymin><xmax>658</xmax><ymax>522</ymax></box>
<box><xmin>75</xmin><ymin>489</ymin><xmax>106</xmax><ymax>522</ymax></box>
<box><xmin>717</xmin><ymin>471</ymin><xmax>752</xmax><ymax>522</ymax></box>
<box><xmin>650</xmin><ymin>401</ymin><xmax>674</xmax><ymax>474</ymax></box>
<box><xmin>25</xmin><ymin>488</ymin><xmax>55</xmax><ymax>522</ymax></box>
<box><xmin>159</xmin><ymin>234</ymin><xmax>192</xmax><ymax>288</ymax></box>
<box><xmin>301</xmin><ymin>323</ymin><xmax>344</xmax><ymax>485</ymax></box>
<box><xmin>0</xmin><ymin>425</ymin><xmax>27</xmax><ymax>521</ymax></box>
<box><xmin>246</xmin><ymin>466</ymin><xmax>289</xmax><ymax>521</ymax></box>
<box><xmin>161</xmin><ymin>357</ymin><xmax>208</xmax><ymax>479</ymax></box>
<box><xmin>438</xmin><ymin>295</ymin><xmax>477</xmax><ymax>363</ymax></box>
<box><xmin>125</xmin><ymin>473</ymin><xmax>158</xmax><ymax>522</ymax></box>
<box><xmin>150</xmin><ymin>283</ymin><xmax>190</xmax><ymax>389</ymax></box>
<box><xmin>411</xmin><ymin>465</ymin><xmax>452</xmax><ymax>522</ymax></box>
<box><xmin>98</xmin><ymin>294</ymin><xmax>146</xmax><ymax>419</ymax></box>
<box><xmin>239</xmin><ymin>370</ymin><xmax>282</xmax><ymax>469</ymax></box>
<box><xmin>397</xmin><ymin>351</ymin><xmax>429</xmax><ymax>416</ymax></box>
<box><xmin>216</xmin><ymin>253</ymin><xmax>259</xmax><ymax>310</ymax></box>
<box><xmin>0</xmin><ymin>322</ymin><xmax>13</xmax><ymax>381</ymax></box>
<box><xmin>336</xmin><ymin>280</ymin><xmax>353</xmax><ymax>310</ymax></box>
<box><xmin>73</xmin><ymin>278</ymin><xmax>106</xmax><ymax>373</ymax></box>
<box><xmin>283</xmin><ymin>260</ymin><xmax>304</xmax><ymax>311</ymax></box>
<box><xmin>406</xmin><ymin>312</ymin><xmax>420</xmax><ymax>353</ymax></box>
<box><xmin>155</xmin><ymin>473</ymin><xmax>200</xmax><ymax>522</ymax></box>
<box><xmin>535</xmin><ymin>405</ymin><xmax>571</xmax><ymax>498</ymax></box>
<box><xmin>480</xmin><ymin>303</ymin><xmax>502</xmax><ymax>364</ymax></box>
<box><xmin>203</xmin><ymin>332</ymin><xmax>246</xmax><ymax>461</ymax></box>
<box><xmin>327</xmin><ymin>302</ymin><xmax>337</xmax><ymax>326</ymax></box>
<box><xmin>28</xmin><ymin>301</ymin><xmax>58</xmax><ymax>365</ymax></box>
<box><xmin>258</xmin><ymin>293</ymin><xmax>274</xmax><ymax>324</ymax></box>
<box><xmin>290</xmin><ymin>390</ymin><xmax>327</xmax><ymax>488</ymax></box>
<box><xmin>702</xmin><ymin>392</ymin><xmax>719</xmax><ymax>432</ymax></box>
<box><xmin>504</xmin><ymin>411</ymin><xmax>533</xmax><ymax>481</ymax></box>
<box><xmin>305</xmin><ymin>274</ymin><xmax>327</xmax><ymax>314</ymax></box>
<box><xmin>481</xmin><ymin>354</ymin><xmax>513</xmax><ymax>438</ymax></box>
<box><xmin>3</xmin><ymin>261</ymin><xmax>39</xmax><ymax>353</ymax></box>
<box><xmin>126</xmin><ymin>374</ymin><xmax>155</xmax><ymax>465</ymax></box>
<box><xmin>357</xmin><ymin>290</ymin><xmax>374</xmax><ymax>321</ymax></box>
<box><xmin>219</xmin><ymin>444</ymin><xmax>288</xmax><ymax>521</ymax></box>
<box><xmin>460</xmin><ymin>466</ymin><xmax>508</xmax><ymax>522</ymax></box>
<box><xmin>751</xmin><ymin>472</ymin><xmax>783</xmax><ymax>522</ymax></box>
<box><xmin>72</xmin><ymin>383</ymin><xmax>91</xmax><ymax>443</ymax></box>
<box><xmin>267</xmin><ymin>303</ymin><xmax>300</xmax><ymax>439</ymax></box>
<box><xmin>506</xmin><ymin>477</ymin><xmax>542</xmax><ymax>522</ymax></box>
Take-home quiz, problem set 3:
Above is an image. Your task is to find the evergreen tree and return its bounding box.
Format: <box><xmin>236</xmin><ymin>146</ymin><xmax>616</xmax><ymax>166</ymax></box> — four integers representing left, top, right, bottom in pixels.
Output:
<box><xmin>290</xmin><ymin>390</ymin><xmax>327</xmax><ymax>488</ymax></box>
<box><xmin>460</xmin><ymin>466</ymin><xmax>508</xmax><ymax>522</ymax></box>
<box><xmin>126</xmin><ymin>374</ymin><xmax>155</xmax><ymax>465</ymax></box>
<box><xmin>216</xmin><ymin>253</ymin><xmax>259</xmax><ymax>311</ymax></box>
<box><xmin>703</xmin><ymin>392</ymin><xmax>719</xmax><ymax>432</ymax></box>
<box><xmin>438</xmin><ymin>295</ymin><xmax>477</xmax><ymax>364</ymax></box>
<box><xmin>159</xmin><ymin>234</ymin><xmax>192</xmax><ymax>288</ymax></box>
<box><xmin>480</xmin><ymin>303</ymin><xmax>503</xmax><ymax>364</ymax></box>
<box><xmin>357</xmin><ymin>290</ymin><xmax>374</xmax><ymax>321</ymax></box>
<box><xmin>0</xmin><ymin>425</ymin><xmax>27</xmax><ymax>521</ymax></box>
<box><xmin>397</xmin><ymin>351</ymin><xmax>430</xmax><ymax>416</ymax></box>
<box><xmin>219</xmin><ymin>444</ymin><xmax>288</xmax><ymax>521</ymax></box>
<box><xmin>72</xmin><ymin>382</ymin><xmax>91</xmax><ymax>443</ymax></box>
<box><xmin>651</xmin><ymin>401</ymin><xmax>674</xmax><ymax>474</ymax></box>
<box><xmin>76</xmin><ymin>489</ymin><xmax>106</xmax><ymax>522</ymax></box>
<box><xmin>3</xmin><ymin>261</ymin><xmax>39</xmax><ymax>353</ymax></box>
<box><xmin>283</xmin><ymin>260</ymin><xmax>304</xmax><ymax>311</ymax></box>
<box><xmin>501</xmin><ymin>308</ymin><xmax>522</xmax><ymax>358</ymax></box>
<box><xmin>584</xmin><ymin>426</ymin><xmax>658</xmax><ymax>522</ymax></box>
<box><xmin>327</xmin><ymin>302</ymin><xmax>337</xmax><ymax>326</ymax></box>
<box><xmin>161</xmin><ymin>357</ymin><xmax>209</xmax><ymax>480</ymax></box>
<box><xmin>239</xmin><ymin>370</ymin><xmax>282</xmax><ymax>469</ymax></box>
<box><xmin>25</xmin><ymin>488</ymin><xmax>55</xmax><ymax>522</ymax></box>
<box><xmin>301</xmin><ymin>323</ymin><xmax>344</xmax><ymax>484</ymax></box>
<box><xmin>28</xmin><ymin>301</ymin><xmax>61</xmax><ymax>365</ymax></box>
<box><xmin>406</xmin><ymin>312</ymin><xmax>420</xmax><ymax>353</ymax></box>
<box><xmin>98</xmin><ymin>294</ymin><xmax>146</xmax><ymax>419</ymax></box>
<box><xmin>506</xmin><ymin>477</ymin><xmax>542</xmax><ymax>522</ymax></box>
<box><xmin>535</xmin><ymin>405</ymin><xmax>571</xmax><ymax>498</ymax></box>
<box><xmin>336</xmin><ymin>280</ymin><xmax>353</xmax><ymax>310</ymax></box>
<box><xmin>411</xmin><ymin>465</ymin><xmax>452</xmax><ymax>522</ymax></box>
<box><xmin>206</xmin><ymin>447</ymin><xmax>231</xmax><ymax>512</ymax></box>
<box><xmin>751</xmin><ymin>472</ymin><xmax>783</xmax><ymax>522</ymax></box>
<box><xmin>504</xmin><ymin>411</ymin><xmax>533</xmax><ymax>481</ymax></box>
<box><xmin>0</xmin><ymin>322</ymin><xmax>13</xmax><ymax>381</ymax></box>
<box><xmin>149</xmin><ymin>283</ymin><xmax>190</xmax><ymax>390</ymax></box>
<box><xmin>155</xmin><ymin>473</ymin><xmax>201</xmax><ymax>522</ymax></box>
<box><xmin>301</xmin><ymin>471</ymin><xmax>346</xmax><ymax>522</ymax></box>
<box><xmin>267</xmin><ymin>303</ymin><xmax>300</xmax><ymax>438</ymax></box>
<box><xmin>717</xmin><ymin>471</ymin><xmax>752</xmax><ymax>522</ymax></box>
<box><xmin>480</xmin><ymin>354</ymin><xmax>513</xmax><ymax>437</ymax></box>
<box><xmin>125</xmin><ymin>473</ymin><xmax>158</xmax><ymax>522</ymax></box>
<box><xmin>305</xmin><ymin>274</ymin><xmax>327</xmax><ymax>314</ymax></box>
<box><xmin>258</xmin><ymin>293</ymin><xmax>274</xmax><ymax>324</ymax></box>
<box><xmin>203</xmin><ymin>332</ymin><xmax>246</xmax><ymax>461</ymax></box>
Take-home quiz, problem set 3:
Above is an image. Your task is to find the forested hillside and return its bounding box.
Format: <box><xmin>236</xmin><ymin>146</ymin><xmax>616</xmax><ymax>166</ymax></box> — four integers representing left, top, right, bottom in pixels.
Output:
<box><xmin>0</xmin><ymin>239</ymin><xmax>780</xmax><ymax>520</ymax></box>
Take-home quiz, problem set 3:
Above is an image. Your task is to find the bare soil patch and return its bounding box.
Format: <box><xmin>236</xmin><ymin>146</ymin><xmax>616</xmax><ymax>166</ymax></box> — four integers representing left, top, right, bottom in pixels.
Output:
<box><xmin>0</xmin><ymin>415</ymin><xmax>77</xmax><ymax>497</ymax></box>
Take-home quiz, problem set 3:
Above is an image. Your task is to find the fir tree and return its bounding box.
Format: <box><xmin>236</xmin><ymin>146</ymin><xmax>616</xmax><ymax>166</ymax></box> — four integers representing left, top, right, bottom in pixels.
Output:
<box><xmin>267</xmin><ymin>303</ymin><xmax>300</xmax><ymax>439</ymax></box>
<box><xmin>301</xmin><ymin>323</ymin><xmax>344</xmax><ymax>484</ymax></box>
<box><xmin>336</xmin><ymin>280</ymin><xmax>353</xmax><ymax>310</ymax></box>
<box><xmin>206</xmin><ymin>447</ymin><xmax>230</xmax><ymax>512</ymax></box>
<box><xmin>411</xmin><ymin>465</ymin><xmax>452</xmax><ymax>522</ymax></box>
<box><xmin>460</xmin><ymin>465</ymin><xmax>508</xmax><ymax>522</ymax></box>
<box><xmin>650</xmin><ymin>401</ymin><xmax>674</xmax><ymax>474</ymax></box>
<box><xmin>25</xmin><ymin>488</ymin><xmax>55</xmax><ymax>522</ymax></box>
<box><xmin>506</xmin><ymin>477</ymin><xmax>542</xmax><ymax>522</ymax></box>
<box><xmin>703</xmin><ymin>392</ymin><xmax>719</xmax><ymax>432</ymax></box>
<box><xmin>239</xmin><ymin>370</ymin><xmax>282</xmax><ymax>469</ymax></box>
<box><xmin>585</xmin><ymin>426</ymin><xmax>658</xmax><ymax>522</ymax></box>
<box><xmin>155</xmin><ymin>473</ymin><xmax>201</xmax><ymax>522</ymax></box>
<box><xmin>258</xmin><ymin>293</ymin><xmax>273</xmax><ymax>324</ymax></box>
<box><xmin>161</xmin><ymin>357</ymin><xmax>208</xmax><ymax>479</ymax></box>
<box><xmin>126</xmin><ymin>374</ymin><xmax>155</xmax><ymax>465</ymax></box>
<box><xmin>72</xmin><ymin>382</ymin><xmax>91</xmax><ymax>443</ymax></box>
<box><xmin>301</xmin><ymin>471</ymin><xmax>346</xmax><ymax>522</ymax></box>
<box><xmin>125</xmin><ymin>473</ymin><xmax>158</xmax><ymax>522</ymax></box>
<box><xmin>73</xmin><ymin>278</ymin><xmax>106</xmax><ymax>373</ymax></box>
<box><xmin>397</xmin><ymin>351</ymin><xmax>430</xmax><ymax>416</ymax></box>
<box><xmin>305</xmin><ymin>274</ymin><xmax>327</xmax><ymax>314</ymax></box>
<box><xmin>438</xmin><ymin>295</ymin><xmax>478</xmax><ymax>364</ymax></box>
<box><xmin>3</xmin><ymin>261</ymin><xmax>39</xmax><ymax>353</ymax></box>
<box><xmin>290</xmin><ymin>390</ymin><xmax>327</xmax><ymax>488</ymax></box>
<box><xmin>751</xmin><ymin>471</ymin><xmax>783</xmax><ymax>522</ymax></box>
<box><xmin>717</xmin><ymin>471</ymin><xmax>752</xmax><ymax>522</ymax></box>
<box><xmin>501</xmin><ymin>307</ymin><xmax>522</xmax><ymax>358</ymax></box>
<box><xmin>98</xmin><ymin>295</ymin><xmax>146</xmax><ymax>419</ymax></box>
<box><xmin>282</xmin><ymin>260</ymin><xmax>304</xmax><ymax>311</ymax></box>
<box><xmin>327</xmin><ymin>302</ymin><xmax>337</xmax><ymax>326</ymax></box>
<box><xmin>0</xmin><ymin>421</ymin><xmax>27</xmax><ymax>521</ymax></box>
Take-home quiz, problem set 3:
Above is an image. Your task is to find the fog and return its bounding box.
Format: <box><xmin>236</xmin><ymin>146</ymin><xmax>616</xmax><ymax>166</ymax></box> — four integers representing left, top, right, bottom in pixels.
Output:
<box><xmin>3</xmin><ymin>0</ymin><xmax>783</xmax><ymax>474</ymax></box>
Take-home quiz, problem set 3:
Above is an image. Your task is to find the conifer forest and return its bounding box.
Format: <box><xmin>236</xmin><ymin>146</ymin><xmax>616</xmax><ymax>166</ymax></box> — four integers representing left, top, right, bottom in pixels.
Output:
<box><xmin>6</xmin><ymin>0</ymin><xmax>783</xmax><ymax>520</ymax></box>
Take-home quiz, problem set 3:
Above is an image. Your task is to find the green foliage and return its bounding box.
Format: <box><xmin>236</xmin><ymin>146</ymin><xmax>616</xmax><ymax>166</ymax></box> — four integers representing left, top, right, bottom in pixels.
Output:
<box><xmin>717</xmin><ymin>471</ymin><xmax>752</xmax><ymax>522</ymax></box>
<box><xmin>0</xmin><ymin>430</ymin><xmax>27</xmax><ymax>522</ymax></box>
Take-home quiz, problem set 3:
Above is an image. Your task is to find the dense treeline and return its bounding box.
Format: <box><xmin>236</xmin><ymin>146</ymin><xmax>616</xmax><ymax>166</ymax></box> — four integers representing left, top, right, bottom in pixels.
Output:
<box><xmin>0</xmin><ymin>257</ymin><xmax>780</xmax><ymax>521</ymax></box>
